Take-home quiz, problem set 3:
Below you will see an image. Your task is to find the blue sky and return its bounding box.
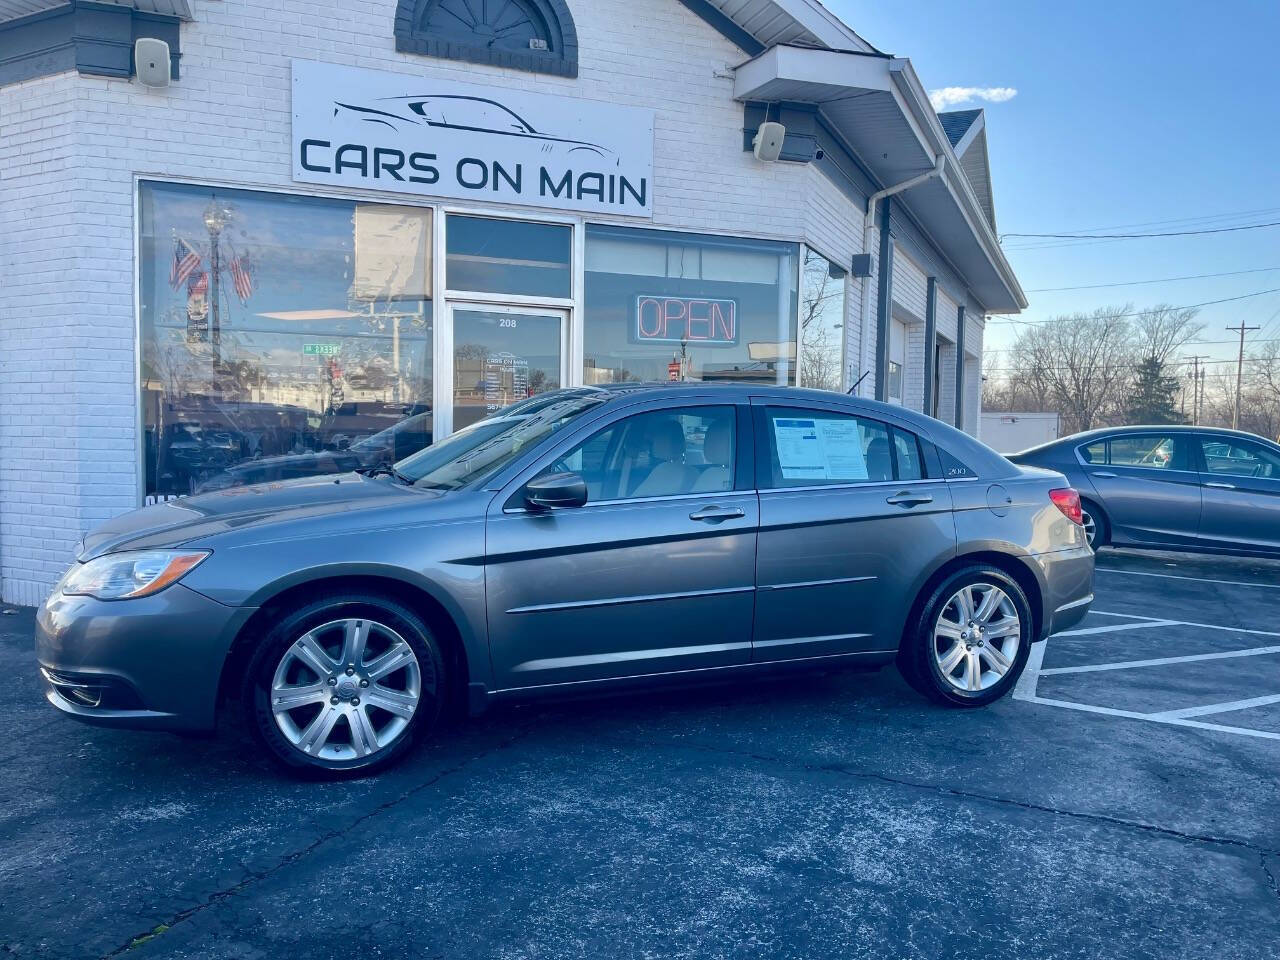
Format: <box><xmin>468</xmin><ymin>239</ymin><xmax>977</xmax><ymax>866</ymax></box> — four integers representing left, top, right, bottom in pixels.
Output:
<box><xmin>826</xmin><ymin>0</ymin><xmax>1280</xmax><ymax>377</ymax></box>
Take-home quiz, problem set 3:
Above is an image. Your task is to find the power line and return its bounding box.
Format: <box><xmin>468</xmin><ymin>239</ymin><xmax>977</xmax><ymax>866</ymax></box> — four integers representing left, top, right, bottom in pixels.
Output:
<box><xmin>989</xmin><ymin>287</ymin><xmax>1280</xmax><ymax>326</ymax></box>
<box><xmin>1025</xmin><ymin>265</ymin><xmax>1280</xmax><ymax>293</ymax></box>
<box><xmin>1002</xmin><ymin>220</ymin><xmax>1280</xmax><ymax>241</ymax></box>
<box><xmin>1006</xmin><ymin>205</ymin><xmax>1280</xmax><ymax>236</ymax></box>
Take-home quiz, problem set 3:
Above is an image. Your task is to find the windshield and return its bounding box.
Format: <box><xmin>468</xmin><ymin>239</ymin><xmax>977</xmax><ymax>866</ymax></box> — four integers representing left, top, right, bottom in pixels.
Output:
<box><xmin>395</xmin><ymin>394</ymin><xmax>607</xmax><ymax>491</ymax></box>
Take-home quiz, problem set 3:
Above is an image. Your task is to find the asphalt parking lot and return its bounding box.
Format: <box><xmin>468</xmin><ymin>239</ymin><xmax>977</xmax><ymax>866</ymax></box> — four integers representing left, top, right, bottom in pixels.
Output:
<box><xmin>2</xmin><ymin>548</ymin><xmax>1278</xmax><ymax>960</ymax></box>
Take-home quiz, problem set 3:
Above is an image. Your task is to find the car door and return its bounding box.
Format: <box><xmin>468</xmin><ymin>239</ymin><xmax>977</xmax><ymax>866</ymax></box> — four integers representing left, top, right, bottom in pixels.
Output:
<box><xmin>1194</xmin><ymin>433</ymin><xmax>1280</xmax><ymax>553</ymax></box>
<box><xmin>1076</xmin><ymin>433</ymin><xmax>1202</xmax><ymax>548</ymax></box>
<box><xmin>484</xmin><ymin>399</ymin><xmax>758</xmax><ymax>690</ymax></box>
<box><xmin>751</xmin><ymin>400</ymin><xmax>955</xmax><ymax>660</ymax></box>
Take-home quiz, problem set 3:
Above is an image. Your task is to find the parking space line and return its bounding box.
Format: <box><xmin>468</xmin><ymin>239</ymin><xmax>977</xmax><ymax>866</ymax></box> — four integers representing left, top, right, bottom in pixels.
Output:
<box><xmin>1148</xmin><ymin>693</ymin><xmax>1280</xmax><ymax>720</ymax></box>
<box><xmin>1012</xmin><ymin>640</ymin><xmax>1047</xmax><ymax>700</ymax></box>
<box><xmin>1039</xmin><ymin>645</ymin><xmax>1280</xmax><ymax>676</ymax></box>
<box><xmin>1087</xmin><ymin>611</ymin><xmax>1280</xmax><ymax>639</ymax></box>
<box><xmin>1095</xmin><ymin>567</ymin><xmax>1280</xmax><ymax>590</ymax></box>
<box><xmin>1023</xmin><ymin>695</ymin><xmax>1280</xmax><ymax>742</ymax></box>
<box><xmin>1053</xmin><ymin>620</ymin><xmax>1177</xmax><ymax>638</ymax></box>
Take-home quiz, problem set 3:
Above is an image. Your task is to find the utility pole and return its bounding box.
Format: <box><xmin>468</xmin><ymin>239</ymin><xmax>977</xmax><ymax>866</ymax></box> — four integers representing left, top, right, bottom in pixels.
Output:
<box><xmin>1187</xmin><ymin>355</ymin><xmax>1206</xmax><ymax>425</ymax></box>
<box><xmin>1226</xmin><ymin>323</ymin><xmax>1260</xmax><ymax>430</ymax></box>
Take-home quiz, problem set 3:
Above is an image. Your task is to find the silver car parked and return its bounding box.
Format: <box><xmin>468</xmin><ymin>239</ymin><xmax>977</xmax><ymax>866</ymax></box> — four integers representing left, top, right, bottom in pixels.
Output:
<box><xmin>37</xmin><ymin>384</ymin><xmax>1094</xmax><ymax>777</ymax></box>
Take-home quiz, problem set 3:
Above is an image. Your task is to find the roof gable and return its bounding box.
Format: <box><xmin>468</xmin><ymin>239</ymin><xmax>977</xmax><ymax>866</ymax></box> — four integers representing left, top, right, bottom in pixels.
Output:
<box><xmin>937</xmin><ymin>109</ymin><xmax>982</xmax><ymax>148</ymax></box>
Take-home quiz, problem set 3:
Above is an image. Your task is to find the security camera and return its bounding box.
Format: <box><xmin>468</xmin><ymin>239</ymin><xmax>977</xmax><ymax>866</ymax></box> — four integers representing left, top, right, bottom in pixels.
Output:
<box><xmin>134</xmin><ymin>38</ymin><xmax>171</xmax><ymax>88</ymax></box>
<box><xmin>752</xmin><ymin>121</ymin><xmax>786</xmax><ymax>162</ymax></box>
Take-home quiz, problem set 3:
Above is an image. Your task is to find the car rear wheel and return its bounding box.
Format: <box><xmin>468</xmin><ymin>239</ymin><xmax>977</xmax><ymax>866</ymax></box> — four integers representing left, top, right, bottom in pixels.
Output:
<box><xmin>1080</xmin><ymin>500</ymin><xmax>1107</xmax><ymax>549</ymax></box>
<box><xmin>898</xmin><ymin>565</ymin><xmax>1033</xmax><ymax>707</ymax></box>
<box><xmin>242</xmin><ymin>594</ymin><xmax>445</xmax><ymax>777</ymax></box>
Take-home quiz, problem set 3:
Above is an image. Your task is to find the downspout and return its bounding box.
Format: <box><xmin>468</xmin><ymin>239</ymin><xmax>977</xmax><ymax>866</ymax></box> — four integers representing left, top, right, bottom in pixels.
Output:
<box><xmin>857</xmin><ymin>155</ymin><xmax>946</xmax><ymax>395</ymax></box>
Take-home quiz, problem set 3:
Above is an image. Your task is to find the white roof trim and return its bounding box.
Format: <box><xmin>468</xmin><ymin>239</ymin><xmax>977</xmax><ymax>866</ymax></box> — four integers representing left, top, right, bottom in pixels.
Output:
<box><xmin>887</xmin><ymin>58</ymin><xmax>1025</xmax><ymax>309</ymax></box>
<box><xmin>732</xmin><ymin>44</ymin><xmax>891</xmax><ymax>99</ymax></box>
<box><xmin>769</xmin><ymin>0</ymin><xmax>877</xmax><ymax>52</ymax></box>
<box><xmin>733</xmin><ymin>44</ymin><xmax>1026</xmax><ymax>311</ymax></box>
<box><xmin>952</xmin><ymin>110</ymin><xmax>986</xmax><ymax>158</ymax></box>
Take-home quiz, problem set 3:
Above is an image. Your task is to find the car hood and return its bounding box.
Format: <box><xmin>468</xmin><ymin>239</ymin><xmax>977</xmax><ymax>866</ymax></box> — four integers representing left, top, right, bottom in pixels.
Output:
<box><xmin>78</xmin><ymin>473</ymin><xmax>432</xmax><ymax>560</ymax></box>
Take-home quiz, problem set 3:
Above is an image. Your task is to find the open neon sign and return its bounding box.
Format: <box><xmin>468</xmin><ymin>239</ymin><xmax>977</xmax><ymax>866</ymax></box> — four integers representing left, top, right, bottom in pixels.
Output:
<box><xmin>634</xmin><ymin>296</ymin><xmax>738</xmax><ymax>346</ymax></box>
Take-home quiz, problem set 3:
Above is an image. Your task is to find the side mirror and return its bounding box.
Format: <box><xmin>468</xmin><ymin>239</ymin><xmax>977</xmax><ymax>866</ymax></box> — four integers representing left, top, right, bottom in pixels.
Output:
<box><xmin>524</xmin><ymin>472</ymin><xmax>588</xmax><ymax>510</ymax></box>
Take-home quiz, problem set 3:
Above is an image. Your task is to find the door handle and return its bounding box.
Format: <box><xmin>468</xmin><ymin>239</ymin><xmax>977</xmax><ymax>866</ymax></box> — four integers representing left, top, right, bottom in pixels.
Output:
<box><xmin>1204</xmin><ymin>481</ymin><xmax>1236</xmax><ymax>490</ymax></box>
<box><xmin>688</xmin><ymin>505</ymin><xmax>746</xmax><ymax>522</ymax></box>
<box><xmin>1092</xmin><ymin>471</ymin><xmax>1118</xmax><ymax>478</ymax></box>
<box><xmin>886</xmin><ymin>491</ymin><xmax>934</xmax><ymax>507</ymax></box>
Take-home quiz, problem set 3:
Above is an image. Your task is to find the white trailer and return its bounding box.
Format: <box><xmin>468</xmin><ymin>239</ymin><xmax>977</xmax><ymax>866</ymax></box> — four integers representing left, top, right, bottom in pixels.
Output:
<box><xmin>980</xmin><ymin>412</ymin><xmax>1060</xmax><ymax>454</ymax></box>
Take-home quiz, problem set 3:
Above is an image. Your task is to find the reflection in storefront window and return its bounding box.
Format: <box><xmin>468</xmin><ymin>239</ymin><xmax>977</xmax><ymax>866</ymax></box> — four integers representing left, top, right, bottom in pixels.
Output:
<box><xmin>138</xmin><ymin>182</ymin><xmax>434</xmax><ymax>498</ymax></box>
<box><xmin>451</xmin><ymin>309</ymin><xmax>562</xmax><ymax>431</ymax></box>
<box><xmin>446</xmin><ymin>215</ymin><xmax>571</xmax><ymax>298</ymax></box>
<box><xmin>799</xmin><ymin>248</ymin><xmax>848</xmax><ymax>392</ymax></box>
<box><xmin>583</xmin><ymin>225</ymin><xmax>798</xmax><ymax>385</ymax></box>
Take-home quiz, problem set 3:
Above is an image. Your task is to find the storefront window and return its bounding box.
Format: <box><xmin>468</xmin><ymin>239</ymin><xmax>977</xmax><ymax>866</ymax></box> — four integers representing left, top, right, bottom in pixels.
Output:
<box><xmin>888</xmin><ymin>318</ymin><xmax>907</xmax><ymax>403</ymax></box>
<box><xmin>446</xmin><ymin>214</ymin><xmax>572</xmax><ymax>298</ymax></box>
<box><xmin>799</xmin><ymin>248</ymin><xmax>848</xmax><ymax>392</ymax></box>
<box><xmin>583</xmin><ymin>225</ymin><xmax>798</xmax><ymax>385</ymax></box>
<box><xmin>139</xmin><ymin>181</ymin><xmax>434</xmax><ymax>498</ymax></box>
<box><xmin>451</xmin><ymin>308</ymin><xmax>563</xmax><ymax>431</ymax></box>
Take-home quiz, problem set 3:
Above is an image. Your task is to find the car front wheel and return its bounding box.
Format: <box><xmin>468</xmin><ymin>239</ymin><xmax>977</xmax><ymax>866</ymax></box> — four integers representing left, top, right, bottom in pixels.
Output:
<box><xmin>242</xmin><ymin>594</ymin><xmax>446</xmax><ymax>777</ymax></box>
<box><xmin>899</xmin><ymin>566</ymin><xmax>1033</xmax><ymax>707</ymax></box>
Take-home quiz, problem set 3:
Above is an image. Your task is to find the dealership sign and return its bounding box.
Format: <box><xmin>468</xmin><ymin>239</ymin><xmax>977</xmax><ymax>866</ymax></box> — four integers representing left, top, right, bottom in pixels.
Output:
<box><xmin>291</xmin><ymin>60</ymin><xmax>654</xmax><ymax>216</ymax></box>
<box><xmin>634</xmin><ymin>296</ymin><xmax>738</xmax><ymax>346</ymax></box>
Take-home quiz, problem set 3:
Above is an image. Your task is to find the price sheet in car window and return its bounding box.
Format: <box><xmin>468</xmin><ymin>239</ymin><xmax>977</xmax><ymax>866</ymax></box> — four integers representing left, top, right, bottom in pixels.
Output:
<box><xmin>772</xmin><ymin>417</ymin><xmax>868</xmax><ymax>481</ymax></box>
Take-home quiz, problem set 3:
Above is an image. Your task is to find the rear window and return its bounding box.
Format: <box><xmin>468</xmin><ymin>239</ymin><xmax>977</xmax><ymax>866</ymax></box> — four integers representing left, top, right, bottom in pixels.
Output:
<box><xmin>936</xmin><ymin>447</ymin><xmax>976</xmax><ymax>479</ymax></box>
<box><xmin>1080</xmin><ymin>435</ymin><xmax>1190</xmax><ymax>471</ymax></box>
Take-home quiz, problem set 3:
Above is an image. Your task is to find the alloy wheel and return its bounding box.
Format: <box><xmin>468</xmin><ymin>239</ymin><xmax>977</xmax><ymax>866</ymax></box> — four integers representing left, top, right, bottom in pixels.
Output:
<box><xmin>269</xmin><ymin>618</ymin><xmax>424</xmax><ymax>761</ymax></box>
<box><xmin>1081</xmin><ymin>508</ymin><xmax>1098</xmax><ymax>548</ymax></box>
<box><xmin>933</xmin><ymin>583</ymin><xmax>1021</xmax><ymax>693</ymax></box>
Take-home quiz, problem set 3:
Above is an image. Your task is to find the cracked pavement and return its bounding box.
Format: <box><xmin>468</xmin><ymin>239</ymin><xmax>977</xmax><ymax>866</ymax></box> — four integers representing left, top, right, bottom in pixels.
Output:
<box><xmin>2</xmin><ymin>549</ymin><xmax>1279</xmax><ymax>959</ymax></box>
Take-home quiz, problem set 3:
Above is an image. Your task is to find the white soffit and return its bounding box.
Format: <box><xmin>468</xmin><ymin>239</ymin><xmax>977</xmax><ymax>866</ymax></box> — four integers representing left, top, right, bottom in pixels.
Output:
<box><xmin>703</xmin><ymin>0</ymin><xmax>877</xmax><ymax>52</ymax></box>
<box><xmin>734</xmin><ymin>45</ymin><xmax>1026</xmax><ymax>312</ymax></box>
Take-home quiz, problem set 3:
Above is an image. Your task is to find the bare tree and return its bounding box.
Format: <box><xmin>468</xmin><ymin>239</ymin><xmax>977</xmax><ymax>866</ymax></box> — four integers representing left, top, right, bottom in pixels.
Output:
<box><xmin>1005</xmin><ymin>306</ymin><xmax>1136</xmax><ymax>433</ymax></box>
<box><xmin>799</xmin><ymin>253</ymin><xmax>845</xmax><ymax>392</ymax></box>
<box><xmin>1132</xmin><ymin>304</ymin><xmax>1203</xmax><ymax>364</ymax></box>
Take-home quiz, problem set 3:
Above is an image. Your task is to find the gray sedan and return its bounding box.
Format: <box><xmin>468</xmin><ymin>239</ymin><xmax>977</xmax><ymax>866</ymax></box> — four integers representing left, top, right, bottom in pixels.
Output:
<box><xmin>1010</xmin><ymin>424</ymin><xmax>1280</xmax><ymax>556</ymax></box>
<box><xmin>37</xmin><ymin>384</ymin><xmax>1093</xmax><ymax>777</ymax></box>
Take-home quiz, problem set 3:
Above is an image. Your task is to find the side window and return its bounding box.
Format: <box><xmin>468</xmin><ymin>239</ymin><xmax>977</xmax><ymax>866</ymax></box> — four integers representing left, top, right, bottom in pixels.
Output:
<box><xmin>763</xmin><ymin>407</ymin><xmax>899</xmax><ymax>487</ymax></box>
<box><xmin>1079</xmin><ymin>441</ymin><xmax>1106</xmax><ymax>464</ymax></box>
<box><xmin>1201</xmin><ymin>438</ymin><xmax>1280</xmax><ymax>478</ymax></box>
<box><xmin>546</xmin><ymin>406</ymin><xmax>736</xmax><ymax>501</ymax></box>
<box><xmin>1107</xmin><ymin>435</ymin><xmax>1185</xmax><ymax>470</ymax></box>
<box><xmin>892</xmin><ymin>428</ymin><xmax>925</xmax><ymax>481</ymax></box>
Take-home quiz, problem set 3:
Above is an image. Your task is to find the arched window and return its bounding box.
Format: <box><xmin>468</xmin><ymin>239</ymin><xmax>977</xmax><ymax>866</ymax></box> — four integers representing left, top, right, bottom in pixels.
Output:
<box><xmin>394</xmin><ymin>0</ymin><xmax>579</xmax><ymax>78</ymax></box>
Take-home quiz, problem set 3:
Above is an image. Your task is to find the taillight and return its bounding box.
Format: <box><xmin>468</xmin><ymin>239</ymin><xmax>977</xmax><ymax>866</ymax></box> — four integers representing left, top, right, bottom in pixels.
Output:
<box><xmin>1049</xmin><ymin>487</ymin><xmax>1083</xmax><ymax>525</ymax></box>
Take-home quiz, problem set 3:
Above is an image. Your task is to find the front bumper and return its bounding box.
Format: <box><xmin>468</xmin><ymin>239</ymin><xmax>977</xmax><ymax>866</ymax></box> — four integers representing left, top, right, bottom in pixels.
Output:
<box><xmin>1028</xmin><ymin>544</ymin><xmax>1095</xmax><ymax>639</ymax></box>
<box><xmin>35</xmin><ymin>583</ymin><xmax>253</xmax><ymax>732</ymax></box>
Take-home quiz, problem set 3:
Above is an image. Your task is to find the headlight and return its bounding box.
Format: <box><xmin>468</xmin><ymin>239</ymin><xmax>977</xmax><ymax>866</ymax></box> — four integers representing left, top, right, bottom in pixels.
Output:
<box><xmin>62</xmin><ymin>550</ymin><xmax>210</xmax><ymax>600</ymax></box>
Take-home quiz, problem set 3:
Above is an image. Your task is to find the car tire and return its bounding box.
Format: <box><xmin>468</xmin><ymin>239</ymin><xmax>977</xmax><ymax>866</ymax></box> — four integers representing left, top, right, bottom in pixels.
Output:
<box><xmin>1080</xmin><ymin>499</ymin><xmax>1108</xmax><ymax>550</ymax></box>
<box><xmin>898</xmin><ymin>565</ymin><xmax>1033</xmax><ymax>708</ymax></box>
<box><xmin>241</xmin><ymin>593</ymin><xmax>446</xmax><ymax>778</ymax></box>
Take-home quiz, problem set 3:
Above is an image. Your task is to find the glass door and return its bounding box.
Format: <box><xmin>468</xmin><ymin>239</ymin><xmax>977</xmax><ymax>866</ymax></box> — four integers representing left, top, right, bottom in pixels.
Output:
<box><xmin>447</xmin><ymin>304</ymin><xmax>567</xmax><ymax>434</ymax></box>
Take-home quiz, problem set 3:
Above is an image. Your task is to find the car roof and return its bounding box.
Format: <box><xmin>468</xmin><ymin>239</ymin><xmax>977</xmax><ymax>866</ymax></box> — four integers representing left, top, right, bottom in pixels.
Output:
<box><xmin>1054</xmin><ymin>424</ymin><xmax>1271</xmax><ymax>444</ymax></box>
<box><xmin>1015</xmin><ymin>422</ymin><xmax>1280</xmax><ymax>458</ymax></box>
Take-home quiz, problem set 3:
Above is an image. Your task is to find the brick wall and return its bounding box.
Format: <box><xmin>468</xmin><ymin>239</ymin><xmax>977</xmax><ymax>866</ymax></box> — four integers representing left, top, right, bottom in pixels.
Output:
<box><xmin>0</xmin><ymin>0</ymin><xmax>879</xmax><ymax>602</ymax></box>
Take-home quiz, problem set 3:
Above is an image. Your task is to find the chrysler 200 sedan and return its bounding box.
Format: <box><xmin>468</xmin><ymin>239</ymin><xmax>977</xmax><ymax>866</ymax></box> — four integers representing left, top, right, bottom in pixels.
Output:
<box><xmin>37</xmin><ymin>384</ymin><xmax>1094</xmax><ymax>777</ymax></box>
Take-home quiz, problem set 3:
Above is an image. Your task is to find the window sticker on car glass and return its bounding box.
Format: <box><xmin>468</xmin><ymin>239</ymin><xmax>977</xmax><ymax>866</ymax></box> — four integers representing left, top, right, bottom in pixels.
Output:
<box><xmin>772</xmin><ymin>417</ymin><xmax>868</xmax><ymax>481</ymax></box>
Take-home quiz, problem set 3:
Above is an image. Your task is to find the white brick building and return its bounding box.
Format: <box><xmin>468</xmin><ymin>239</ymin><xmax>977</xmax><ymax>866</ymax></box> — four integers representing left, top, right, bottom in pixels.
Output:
<box><xmin>0</xmin><ymin>0</ymin><xmax>1025</xmax><ymax>605</ymax></box>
